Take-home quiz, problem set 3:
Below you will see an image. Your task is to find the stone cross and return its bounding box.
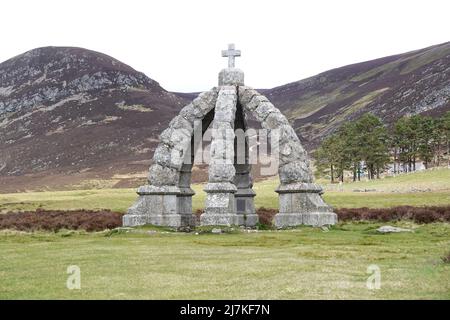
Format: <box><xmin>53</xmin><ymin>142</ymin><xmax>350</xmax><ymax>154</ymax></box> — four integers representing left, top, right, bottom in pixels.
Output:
<box><xmin>222</xmin><ymin>43</ymin><xmax>241</xmax><ymax>68</ymax></box>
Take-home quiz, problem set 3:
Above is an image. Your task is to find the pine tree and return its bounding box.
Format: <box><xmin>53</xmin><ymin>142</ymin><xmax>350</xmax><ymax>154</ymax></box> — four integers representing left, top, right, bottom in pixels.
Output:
<box><xmin>315</xmin><ymin>134</ymin><xmax>346</xmax><ymax>183</ymax></box>
<box><xmin>442</xmin><ymin>111</ymin><xmax>450</xmax><ymax>166</ymax></box>
<box><xmin>394</xmin><ymin>116</ymin><xmax>421</xmax><ymax>172</ymax></box>
<box><xmin>417</xmin><ymin>116</ymin><xmax>436</xmax><ymax>169</ymax></box>
<box><xmin>355</xmin><ymin>114</ymin><xmax>390</xmax><ymax>179</ymax></box>
<box><xmin>315</xmin><ymin>114</ymin><xmax>390</xmax><ymax>182</ymax></box>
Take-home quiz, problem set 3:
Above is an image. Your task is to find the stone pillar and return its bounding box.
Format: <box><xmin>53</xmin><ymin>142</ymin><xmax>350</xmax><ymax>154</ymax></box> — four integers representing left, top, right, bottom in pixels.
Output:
<box><xmin>274</xmin><ymin>183</ymin><xmax>337</xmax><ymax>227</ymax></box>
<box><xmin>177</xmin><ymin>163</ymin><xmax>195</xmax><ymax>211</ymax></box>
<box><xmin>233</xmin><ymin>101</ymin><xmax>258</xmax><ymax>226</ymax></box>
<box><xmin>274</xmin><ymin>124</ymin><xmax>337</xmax><ymax>227</ymax></box>
<box><xmin>238</xmin><ymin>87</ymin><xmax>337</xmax><ymax>227</ymax></box>
<box><xmin>123</xmin><ymin>89</ymin><xmax>219</xmax><ymax>228</ymax></box>
<box><xmin>234</xmin><ymin>163</ymin><xmax>257</xmax><ymax>226</ymax></box>
<box><xmin>123</xmin><ymin>184</ymin><xmax>197</xmax><ymax>227</ymax></box>
<box><xmin>201</xmin><ymin>86</ymin><xmax>242</xmax><ymax>226</ymax></box>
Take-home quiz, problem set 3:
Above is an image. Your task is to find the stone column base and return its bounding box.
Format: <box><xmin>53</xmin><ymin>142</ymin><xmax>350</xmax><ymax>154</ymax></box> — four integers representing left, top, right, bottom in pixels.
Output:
<box><xmin>235</xmin><ymin>188</ymin><xmax>258</xmax><ymax>227</ymax></box>
<box><xmin>240</xmin><ymin>213</ymin><xmax>259</xmax><ymax>227</ymax></box>
<box><xmin>274</xmin><ymin>212</ymin><xmax>338</xmax><ymax>227</ymax></box>
<box><xmin>200</xmin><ymin>213</ymin><xmax>243</xmax><ymax>226</ymax></box>
<box><xmin>123</xmin><ymin>213</ymin><xmax>197</xmax><ymax>227</ymax></box>
<box><xmin>123</xmin><ymin>185</ymin><xmax>196</xmax><ymax>227</ymax></box>
<box><xmin>273</xmin><ymin>183</ymin><xmax>337</xmax><ymax>227</ymax></box>
<box><xmin>201</xmin><ymin>182</ymin><xmax>242</xmax><ymax>226</ymax></box>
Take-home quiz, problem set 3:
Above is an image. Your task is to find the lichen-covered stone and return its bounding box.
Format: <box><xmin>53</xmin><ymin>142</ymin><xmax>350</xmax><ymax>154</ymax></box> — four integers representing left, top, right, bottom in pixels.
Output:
<box><xmin>137</xmin><ymin>185</ymin><xmax>181</xmax><ymax>195</ymax></box>
<box><xmin>274</xmin><ymin>182</ymin><xmax>336</xmax><ymax>227</ymax></box>
<box><xmin>153</xmin><ymin>143</ymin><xmax>185</xmax><ymax>169</ymax></box>
<box><xmin>262</xmin><ymin>111</ymin><xmax>289</xmax><ymax>130</ymax></box>
<box><xmin>218</xmin><ymin>68</ymin><xmax>244</xmax><ymax>86</ymax></box>
<box><xmin>159</xmin><ymin>127</ymin><xmax>191</xmax><ymax>151</ymax></box>
<box><xmin>215</xmin><ymin>88</ymin><xmax>237</xmax><ymax>114</ymax></box>
<box><xmin>238</xmin><ymin>86</ymin><xmax>259</xmax><ymax>106</ymax></box>
<box><xmin>253</xmin><ymin>101</ymin><xmax>277</xmax><ymax>122</ymax></box>
<box><xmin>209</xmin><ymin>163</ymin><xmax>236</xmax><ymax>182</ymax></box>
<box><xmin>168</xmin><ymin>115</ymin><xmax>193</xmax><ymax>132</ymax></box>
<box><xmin>279</xmin><ymin>160</ymin><xmax>313</xmax><ymax>184</ymax></box>
<box><xmin>179</xmin><ymin>103</ymin><xmax>203</xmax><ymax>123</ymax></box>
<box><xmin>153</xmin><ymin>143</ymin><xmax>172</xmax><ymax>167</ymax></box>
<box><xmin>201</xmin><ymin>182</ymin><xmax>241</xmax><ymax>225</ymax></box>
<box><xmin>148</xmin><ymin>163</ymin><xmax>180</xmax><ymax>186</ymax></box>
<box><xmin>210</xmin><ymin>138</ymin><xmax>234</xmax><ymax>161</ymax></box>
<box><xmin>204</xmin><ymin>181</ymin><xmax>237</xmax><ymax>193</ymax></box>
<box><xmin>124</xmin><ymin>190</ymin><xmax>197</xmax><ymax>227</ymax></box>
<box><xmin>278</xmin><ymin>139</ymin><xmax>308</xmax><ymax>165</ymax></box>
<box><xmin>212</xmin><ymin>121</ymin><xmax>234</xmax><ymax>132</ymax></box>
<box><xmin>192</xmin><ymin>89</ymin><xmax>218</xmax><ymax>117</ymax></box>
<box><xmin>214</xmin><ymin>109</ymin><xmax>235</xmax><ymax>123</ymax></box>
<box><xmin>277</xmin><ymin>125</ymin><xmax>300</xmax><ymax>144</ymax></box>
<box><xmin>244</xmin><ymin>94</ymin><xmax>269</xmax><ymax>112</ymax></box>
<box><xmin>207</xmin><ymin>86</ymin><xmax>237</xmax><ymax>185</ymax></box>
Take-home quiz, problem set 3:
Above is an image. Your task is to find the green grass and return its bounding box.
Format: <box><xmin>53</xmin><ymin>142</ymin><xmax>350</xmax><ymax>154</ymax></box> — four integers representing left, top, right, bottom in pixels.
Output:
<box><xmin>1</xmin><ymin>169</ymin><xmax>449</xmax><ymax>299</ymax></box>
<box><xmin>1</xmin><ymin>222</ymin><xmax>449</xmax><ymax>299</ymax></box>
<box><xmin>323</xmin><ymin>191</ymin><xmax>450</xmax><ymax>208</ymax></box>
<box><xmin>320</xmin><ymin>168</ymin><xmax>450</xmax><ymax>193</ymax></box>
<box><xmin>1</xmin><ymin>169</ymin><xmax>449</xmax><ymax>213</ymax></box>
<box><xmin>0</xmin><ymin>188</ymin><xmax>137</xmax><ymax>213</ymax></box>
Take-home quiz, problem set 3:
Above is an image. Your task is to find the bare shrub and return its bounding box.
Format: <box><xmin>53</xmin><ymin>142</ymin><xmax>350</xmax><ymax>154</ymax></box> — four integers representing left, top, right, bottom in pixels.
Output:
<box><xmin>256</xmin><ymin>207</ymin><xmax>277</xmax><ymax>226</ymax></box>
<box><xmin>0</xmin><ymin>209</ymin><xmax>123</xmax><ymax>232</ymax></box>
<box><xmin>335</xmin><ymin>206</ymin><xmax>450</xmax><ymax>224</ymax></box>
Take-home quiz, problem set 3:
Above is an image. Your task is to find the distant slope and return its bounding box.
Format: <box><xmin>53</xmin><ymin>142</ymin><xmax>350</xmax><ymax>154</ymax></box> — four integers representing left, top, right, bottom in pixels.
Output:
<box><xmin>0</xmin><ymin>47</ymin><xmax>188</xmax><ymax>191</ymax></box>
<box><xmin>0</xmin><ymin>43</ymin><xmax>449</xmax><ymax>192</ymax></box>
<box><xmin>265</xmin><ymin>42</ymin><xmax>450</xmax><ymax>148</ymax></box>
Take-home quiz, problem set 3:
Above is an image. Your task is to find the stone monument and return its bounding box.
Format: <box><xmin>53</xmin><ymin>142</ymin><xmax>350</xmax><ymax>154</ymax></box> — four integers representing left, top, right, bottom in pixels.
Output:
<box><xmin>123</xmin><ymin>44</ymin><xmax>337</xmax><ymax>228</ymax></box>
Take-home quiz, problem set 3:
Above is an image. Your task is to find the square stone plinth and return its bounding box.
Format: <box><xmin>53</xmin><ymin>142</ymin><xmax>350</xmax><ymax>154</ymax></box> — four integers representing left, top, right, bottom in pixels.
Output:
<box><xmin>234</xmin><ymin>188</ymin><xmax>258</xmax><ymax>227</ymax></box>
<box><xmin>218</xmin><ymin>68</ymin><xmax>244</xmax><ymax>86</ymax></box>
<box><xmin>123</xmin><ymin>185</ymin><xmax>196</xmax><ymax>227</ymax></box>
<box><xmin>200</xmin><ymin>182</ymin><xmax>243</xmax><ymax>226</ymax></box>
<box><xmin>274</xmin><ymin>183</ymin><xmax>337</xmax><ymax>227</ymax></box>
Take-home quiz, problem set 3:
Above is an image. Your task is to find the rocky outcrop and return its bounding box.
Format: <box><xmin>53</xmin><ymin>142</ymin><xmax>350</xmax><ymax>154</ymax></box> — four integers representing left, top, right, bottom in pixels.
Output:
<box><xmin>0</xmin><ymin>47</ymin><xmax>159</xmax><ymax>115</ymax></box>
<box><xmin>0</xmin><ymin>46</ymin><xmax>187</xmax><ymax>188</ymax></box>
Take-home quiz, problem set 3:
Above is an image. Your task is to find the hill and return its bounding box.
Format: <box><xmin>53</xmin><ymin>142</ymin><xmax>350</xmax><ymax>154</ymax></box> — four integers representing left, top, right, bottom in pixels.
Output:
<box><xmin>264</xmin><ymin>42</ymin><xmax>450</xmax><ymax>148</ymax></box>
<box><xmin>1</xmin><ymin>43</ymin><xmax>449</xmax><ymax>192</ymax></box>
<box><xmin>0</xmin><ymin>47</ymin><xmax>187</xmax><ymax>191</ymax></box>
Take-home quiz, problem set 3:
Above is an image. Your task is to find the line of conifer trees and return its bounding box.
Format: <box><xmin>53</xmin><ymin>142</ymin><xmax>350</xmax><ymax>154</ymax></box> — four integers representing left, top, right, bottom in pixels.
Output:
<box><xmin>314</xmin><ymin>111</ymin><xmax>450</xmax><ymax>182</ymax></box>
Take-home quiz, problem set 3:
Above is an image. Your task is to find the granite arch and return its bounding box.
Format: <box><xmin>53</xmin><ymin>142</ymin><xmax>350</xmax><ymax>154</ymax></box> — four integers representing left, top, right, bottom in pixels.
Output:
<box><xmin>123</xmin><ymin>44</ymin><xmax>337</xmax><ymax>228</ymax></box>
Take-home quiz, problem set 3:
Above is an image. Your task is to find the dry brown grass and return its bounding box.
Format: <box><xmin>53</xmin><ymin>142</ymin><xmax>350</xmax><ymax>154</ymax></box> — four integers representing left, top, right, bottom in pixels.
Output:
<box><xmin>0</xmin><ymin>209</ymin><xmax>123</xmax><ymax>232</ymax></box>
<box><xmin>335</xmin><ymin>206</ymin><xmax>450</xmax><ymax>224</ymax></box>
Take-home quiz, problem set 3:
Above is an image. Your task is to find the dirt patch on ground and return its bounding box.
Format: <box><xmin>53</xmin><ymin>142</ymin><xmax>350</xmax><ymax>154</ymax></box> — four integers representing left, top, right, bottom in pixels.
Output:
<box><xmin>0</xmin><ymin>209</ymin><xmax>123</xmax><ymax>232</ymax></box>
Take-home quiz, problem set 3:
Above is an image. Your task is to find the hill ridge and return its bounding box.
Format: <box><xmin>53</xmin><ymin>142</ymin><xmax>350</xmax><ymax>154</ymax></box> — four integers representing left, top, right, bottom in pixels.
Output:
<box><xmin>0</xmin><ymin>42</ymin><xmax>449</xmax><ymax>191</ymax></box>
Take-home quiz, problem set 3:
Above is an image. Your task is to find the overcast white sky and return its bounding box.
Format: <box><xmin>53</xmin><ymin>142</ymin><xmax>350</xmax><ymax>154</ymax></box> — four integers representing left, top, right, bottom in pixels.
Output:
<box><xmin>1</xmin><ymin>0</ymin><xmax>449</xmax><ymax>92</ymax></box>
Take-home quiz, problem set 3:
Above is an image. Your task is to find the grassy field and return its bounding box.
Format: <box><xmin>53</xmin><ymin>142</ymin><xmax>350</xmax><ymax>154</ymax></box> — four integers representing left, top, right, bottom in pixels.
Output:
<box><xmin>319</xmin><ymin>168</ymin><xmax>450</xmax><ymax>192</ymax></box>
<box><xmin>1</xmin><ymin>169</ymin><xmax>449</xmax><ymax>213</ymax></box>
<box><xmin>1</xmin><ymin>169</ymin><xmax>449</xmax><ymax>299</ymax></box>
<box><xmin>1</xmin><ymin>222</ymin><xmax>449</xmax><ymax>299</ymax></box>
